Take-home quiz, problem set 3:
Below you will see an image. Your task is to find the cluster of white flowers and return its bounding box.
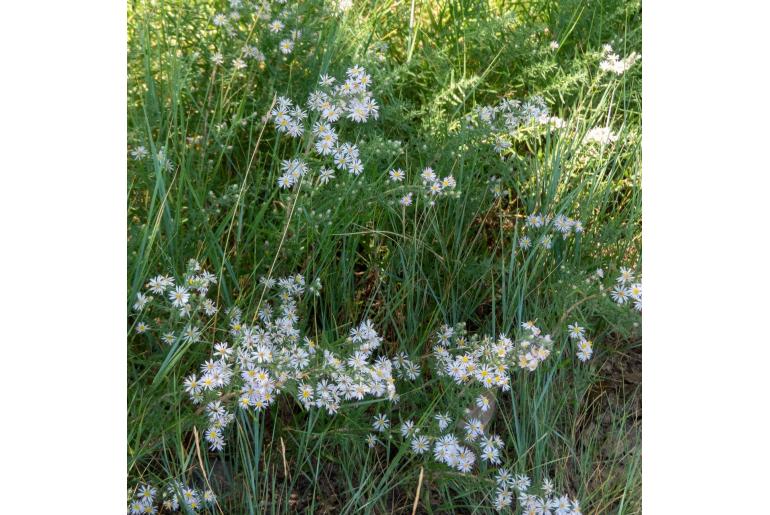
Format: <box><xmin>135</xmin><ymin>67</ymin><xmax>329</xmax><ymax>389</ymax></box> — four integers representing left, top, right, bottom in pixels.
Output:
<box><xmin>425</xmin><ymin>425</ymin><xmax>483</xmax><ymax>472</ymax></box>
<box><xmin>276</xmin><ymin>157</ymin><xmax>310</xmax><ymax>188</ymax></box>
<box><xmin>366</xmin><ymin>321</ymin><xmax>590</xmax><ymax>515</ymax></box>
<box><xmin>583</xmin><ymin>126</ymin><xmax>619</xmax><ymax>145</ymax></box>
<box><xmin>386</xmin><ymin>166</ymin><xmax>459</xmax><ymax>207</ymax></box>
<box><xmin>432</xmin><ymin>322</ymin><xmax>554</xmax><ymax>390</ymax></box>
<box><xmin>211</xmin><ymin>0</ymin><xmax>302</xmax><ymax>65</ymax></box>
<box><xmin>179</xmin><ymin>277</ymin><xmax>402</xmax><ymax>451</ymax></box>
<box><xmin>271</xmin><ymin>65</ymin><xmax>379</xmax><ymax>189</ymax></box>
<box><xmin>310</xmin><ymin>66</ymin><xmax>379</xmax><ymax>123</ymax></box>
<box><xmin>466</xmin><ymin>96</ymin><xmax>565</xmax><ymax>157</ymax></box>
<box><xmin>610</xmin><ymin>266</ymin><xmax>642</xmax><ymax>311</ymax></box>
<box><xmin>367</xmin><ymin>404</ymin><xmax>582</xmax><ymax>513</ymax></box>
<box><xmin>494</xmin><ymin>473</ymin><xmax>581</xmax><ymax>514</ymax></box>
<box><xmin>418</xmin><ymin>166</ymin><xmax>457</xmax><ymax>198</ymax></box>
<box><xmin>390</xmin><ymin>350</ymin><xmax>421</xmax><ymax>381</ymax></box>
<box><xmin>128</xmin><ymin>482</ymin><xmax>216</xmax><ymax>514</ymax></box>
<box><xmin>567</xmin><ymin>322</ymin><xmax>594</xmax><ymax>362</ymax></box>
<box><xmin>563</xmin><ymin>266</ymin><xmax>641</xmax><ymax>363</ymax></box>
<box><xmin>133</xmin><ymin>260</ymin><xmax>404</xmax><ymax>452</ymax></box>
<box><xmin>519</xmin><ymin>212</ymin><xmax>584</xmax><ymax>250</ymax></box>
<box><xmin>393</xmin><ymin>318</ymin><xmax>585</xmax><ymax>509</ymax></box>
<box><xmin>133</xmin><ymin>259</ymin><xmax>219</xmax><ymax>340</ymax></box>
<box><xmin>271</xmin><ymin>96</ymin><xmax>308</xmax><ymax>140</ymax></box>
<box><xmin>368</xmin><ymin>411</ymin><xmax>502</xmax><ymax>474</ymax></box>
<box><xmin>128</xmin><ymin>484</ymin><xmax>158</xmax><ymax>514</ymax></box>
<box><xmin>599</xmin><ymin>44</ymin><xmax>640</xmax><ymax>75</ymax></box>
<box><xmin>360</xmin><ymin>321</ymin><xmax>560</xmax><ymax>497</ymax></box>
<box><xmin>201</xmin><ymin>399</ymin><xmax>235</xmax><ymax>451</ymax></box>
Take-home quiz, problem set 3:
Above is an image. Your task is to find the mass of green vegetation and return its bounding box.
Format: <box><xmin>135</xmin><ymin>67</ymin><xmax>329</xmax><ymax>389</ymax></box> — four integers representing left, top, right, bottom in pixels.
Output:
<box><xmin>127</xmin><ymin>0</ymin><xmax>641</xmax><ymax>512</ymax></box>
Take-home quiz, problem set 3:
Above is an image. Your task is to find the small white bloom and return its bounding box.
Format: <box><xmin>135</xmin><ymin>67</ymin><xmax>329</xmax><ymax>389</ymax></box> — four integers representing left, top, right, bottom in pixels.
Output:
<box><xmin>279</xmin><ymin>39</ymin><xmax>294</xmax><ymax>55</ymax></box>
<box><xmin>372</xmin><ymin>413</ymin><xmax>390</xmax><ymax>432</ymax></box>
<box><xmin>388</xmin><ymin>168</ymin><xmax>405</xmax><ymax>182</ymax></box>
